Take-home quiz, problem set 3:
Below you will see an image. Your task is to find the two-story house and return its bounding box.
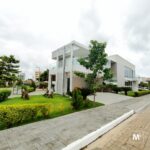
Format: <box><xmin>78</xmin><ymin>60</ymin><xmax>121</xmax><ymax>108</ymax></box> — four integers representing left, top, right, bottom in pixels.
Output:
<box><xmin>48</xmin><ymin>41</ymin><xmax>138</xmax><ymax>94</ymax></box>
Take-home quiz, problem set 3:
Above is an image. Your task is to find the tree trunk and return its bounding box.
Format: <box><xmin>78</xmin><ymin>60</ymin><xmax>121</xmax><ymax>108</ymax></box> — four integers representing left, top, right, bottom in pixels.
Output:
<box><xmin>93</xmin><ymin>92</ymin><xmax>96</xmax><ymax>102</ymax></box>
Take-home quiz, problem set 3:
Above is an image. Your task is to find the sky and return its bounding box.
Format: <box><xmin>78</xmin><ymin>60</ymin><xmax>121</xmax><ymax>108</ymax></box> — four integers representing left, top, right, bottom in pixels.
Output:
<box><xmin>0</xmin><ymin>0</ymin><xmax>150</xmax><ymax>79</ymax></box>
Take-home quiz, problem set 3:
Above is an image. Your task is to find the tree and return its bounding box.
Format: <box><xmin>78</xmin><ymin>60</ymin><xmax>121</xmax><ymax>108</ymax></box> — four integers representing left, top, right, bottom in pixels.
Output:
<box><xmin>75</xmin><ymin>40</ymin><xmax>113</xmax><ymax>101</ymax></box>
<box><xmin>139</xmin><ymin>82</ymin><xmax>148</xmax><ymax>88</ymax></box>
<box><xmin>39</xmin><ymin>69</ymin><xmax>49</xmax><ymax>82</ymax></box>
<box><xmin>0</xmin><ymin>55</ymin><xmax>20</xmax><ymax>87</ymax></box>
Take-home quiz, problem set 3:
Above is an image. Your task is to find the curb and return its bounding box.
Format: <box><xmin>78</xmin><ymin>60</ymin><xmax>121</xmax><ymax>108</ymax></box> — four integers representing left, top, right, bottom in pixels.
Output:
<box><xmin>62</xmin><ymin>110</ymin><xmax>134</xmax><ymax>150</ymax></box>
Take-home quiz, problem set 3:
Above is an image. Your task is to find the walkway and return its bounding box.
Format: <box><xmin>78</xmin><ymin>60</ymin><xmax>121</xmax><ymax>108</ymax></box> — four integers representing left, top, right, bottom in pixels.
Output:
<box><xmin>0</xmin><ymin>94</ymin><xmax>150</xmax><ymax>150</ymax></box>
<box><xmin>84</xmin><ymin>105</ymin><xmax>150</xmax><ymax>150</ymax></box>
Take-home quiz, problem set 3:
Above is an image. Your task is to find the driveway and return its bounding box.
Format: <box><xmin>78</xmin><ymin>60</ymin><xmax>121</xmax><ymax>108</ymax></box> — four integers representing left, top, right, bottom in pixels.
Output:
<box><xmin>88</xmin><ymin>92</ymin><xmax>132</xmax><ymax>105</ymax></box>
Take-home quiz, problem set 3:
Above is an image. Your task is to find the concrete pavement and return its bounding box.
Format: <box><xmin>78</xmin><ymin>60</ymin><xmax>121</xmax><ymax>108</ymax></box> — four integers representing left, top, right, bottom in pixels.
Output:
<box><xmin>88</xmin><ymin>92</ymin><xmax>132</xmax><ymax>105</ymax></box>
<box><xmin>0</xmin><ymin>94</ymin><xmax>150</xmax><ymax>150</ymax></box>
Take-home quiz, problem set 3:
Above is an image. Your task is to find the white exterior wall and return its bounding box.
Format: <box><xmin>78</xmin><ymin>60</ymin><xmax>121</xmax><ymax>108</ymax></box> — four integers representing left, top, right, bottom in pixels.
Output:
<box><xmin>108</xmin><ymin>55</ymin><xmax>137</xmax><ymax>89</ymax></box>
<box><xmin>49</xmin><ymin>41</ymin><xmax>138</xmax><ymax>94</ymax></box>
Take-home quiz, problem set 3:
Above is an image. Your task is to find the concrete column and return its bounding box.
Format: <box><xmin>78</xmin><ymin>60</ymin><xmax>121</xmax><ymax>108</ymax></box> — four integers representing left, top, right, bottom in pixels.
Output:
<box><xmin>48</xmin><ymin>70</ymin><xmax>52</xmax><ymax>92</ymax></box>
<box><xmin>56</xmin><ymin>54</ymin><xmax>59</xmax><ymax>93</ymax></box>
<box><xmin>62</xmin><ymin>47</ymin><xmax>65</xmax><ymax>95</ymax></box>
<box><xmin>70</xmin><ymin>44</ymin><xmax>73</xmax><ymax>91</ymax></box>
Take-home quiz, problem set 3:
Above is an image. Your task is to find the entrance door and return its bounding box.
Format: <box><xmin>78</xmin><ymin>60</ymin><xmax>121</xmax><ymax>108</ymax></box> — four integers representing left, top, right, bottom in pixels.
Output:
<box><xmin>67</xmin><ymin>78</ymin><xmax>70</xmax><ymax>93</ymax></box>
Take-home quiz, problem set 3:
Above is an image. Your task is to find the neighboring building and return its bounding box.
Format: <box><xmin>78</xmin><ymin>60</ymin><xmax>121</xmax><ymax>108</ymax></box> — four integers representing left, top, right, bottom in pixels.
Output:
<box><xmin>108</xmin><ymin>55</ymin><xmax>137</xmax><ymax>90</ymax></box>
<box><xmin>48</xmin><ymin>41</ymin><xmax>138</xmax><ymax>94</ymax></box>
<box><xmin>137</xmin><ymin>77</ymin><xmax>150</xmax><ymax>84</ymax></box>
<box><xmin>35</xmin><ymin>70</ymin><xmax>41</xmax><ymax>81</ymax></box>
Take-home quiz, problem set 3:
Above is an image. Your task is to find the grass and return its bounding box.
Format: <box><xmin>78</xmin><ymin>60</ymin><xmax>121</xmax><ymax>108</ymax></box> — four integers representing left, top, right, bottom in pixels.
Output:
<box><xmin>0</xmin><ymin>94</ymin><xmax>103</xmax><ymax>118</ymax></box>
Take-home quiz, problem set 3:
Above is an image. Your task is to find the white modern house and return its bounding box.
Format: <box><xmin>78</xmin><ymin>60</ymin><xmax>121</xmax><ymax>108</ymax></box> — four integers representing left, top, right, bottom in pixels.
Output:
<box><xmin>48</xmin><ymin>41</ymin><xmax>138</xmax><ymax>94</ymax></box>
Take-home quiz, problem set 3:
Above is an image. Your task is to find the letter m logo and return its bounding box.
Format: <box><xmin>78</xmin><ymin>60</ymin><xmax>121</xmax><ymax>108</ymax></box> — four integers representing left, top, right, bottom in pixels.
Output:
<box><xmin>132</xmin><ymin>134</ymin><xmax>141</xmax><ymax>141</ymax></box>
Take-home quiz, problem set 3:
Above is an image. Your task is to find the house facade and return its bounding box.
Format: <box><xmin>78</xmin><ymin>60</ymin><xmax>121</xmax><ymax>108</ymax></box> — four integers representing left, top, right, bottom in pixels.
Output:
<box><xmin>48</xmin><ymin>41</ymin><xmax>138</xmax><ymax>94</ymax></box>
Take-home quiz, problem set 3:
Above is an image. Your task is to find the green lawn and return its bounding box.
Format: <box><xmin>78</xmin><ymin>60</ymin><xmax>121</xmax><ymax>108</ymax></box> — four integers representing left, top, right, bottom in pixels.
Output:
<box><xmin>0</xmin><ymin>94</ymin><xmax>103</xmax><ymax>118</ymax></box>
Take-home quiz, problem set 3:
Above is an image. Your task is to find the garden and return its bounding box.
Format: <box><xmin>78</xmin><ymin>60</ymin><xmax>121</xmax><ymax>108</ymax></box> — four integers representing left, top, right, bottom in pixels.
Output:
<box><xmin>0</xmin><ymin>88</ymin><xmax>102</xmax><ymax>130</ymax></box>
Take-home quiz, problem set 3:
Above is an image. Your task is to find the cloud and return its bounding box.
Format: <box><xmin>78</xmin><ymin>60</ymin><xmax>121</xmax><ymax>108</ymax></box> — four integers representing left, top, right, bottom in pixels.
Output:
<box><xmin>0</xmin><ymin>0</ymin><xmax>150</xmax><ymax>78</ymax></box>
<box><xmin>124</xmin><ymin>0</ymin><xmax>150</xmax><ymax>52</ymax></box>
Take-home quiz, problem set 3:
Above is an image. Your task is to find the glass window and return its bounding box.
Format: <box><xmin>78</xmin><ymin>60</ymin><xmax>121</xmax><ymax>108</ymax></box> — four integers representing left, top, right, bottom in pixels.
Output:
<box><xmin>124</xmin><ymin>66</ymin><xmax>134</xmax><ymax>78</ymax></box>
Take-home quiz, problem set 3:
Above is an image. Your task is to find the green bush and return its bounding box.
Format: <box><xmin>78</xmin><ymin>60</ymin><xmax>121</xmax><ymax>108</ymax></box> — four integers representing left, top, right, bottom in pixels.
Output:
<box><xmin>134</xmin><ymin>90</ymin><xmax>150</xmax><ymax>97</ymax></box>
<box><xmin>0</xmin><ymin>104</ymin><xmax>50</xmax><ymax>129</ymax></box>
<box><xmin>71</xmin><ymin>88</ymin><xmax>84</xmax><ymax>110</ymax></box>
<box><xmin>112</xmin><ymin>86</ymin><xmax>131</xmax><ymax>95</ymax></box>
<box><xmin>80</xmin><ymin>88</ymin><xmax>92</xmax><ymax>100</ymax></box>
<box><xmin>22</xmin><ymin>85</ymin><xmax>34</xmax><ymax>93</ymax></box>
<box><xmin>97</xmin><ymin>84</ymin><xmax>117</xmax><ymax>92</ymax></box>
<box><xmin>134</xmin><ymin>92</ymin><xmax>139</xmax><ymax>97</ymax></box>
<box><xmin>0</xmin><ymin>89</ymin><xmax>11</xmax><ymax>102</ymax></box>
<box><xmin>39</xmin><ymin>82</ymin><xmax>48</xmax><ymax>89</ymax></box>
<box><xmin>121</xmin><ymin>87</ymin><xmax>132</xmax><ymax>95</ymax></box>
<box><xmin>68</xmin><ymin>88</ymin><xmax>92</xmax><ymax>100</ymax></box>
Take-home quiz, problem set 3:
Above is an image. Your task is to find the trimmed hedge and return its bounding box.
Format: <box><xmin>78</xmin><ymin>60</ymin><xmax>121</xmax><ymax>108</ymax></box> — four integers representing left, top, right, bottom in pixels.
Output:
<box><xmin>0</xmin><ymin>89</ymin><xmax>11</xmax><ymax>102</ymax></box>
<box><xmin>0</xmin><ymin>104</ymin><xmax>50</xmax><ymax>129</ymax></box>
<box><xmin>113</xmin><ymin>86</ymin><xmax>131</xmax><ymax>95</ymax></box>
<box><xmin>134</xmin><ymin>90</ymin><xmax>150</xmax><ymax>97</ymax></box>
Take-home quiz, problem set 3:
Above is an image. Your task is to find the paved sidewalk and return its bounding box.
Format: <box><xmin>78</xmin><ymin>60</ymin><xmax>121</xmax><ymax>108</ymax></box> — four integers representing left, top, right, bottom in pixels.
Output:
<box><xmin>84</xmin><ymin>105</ymin><xmax>150</xmax><ymax>150</ymax></box>
<box><xmin>0</xmin><ymin>94</ymin><xmax>150</xmax><ymax>150</ymax></box>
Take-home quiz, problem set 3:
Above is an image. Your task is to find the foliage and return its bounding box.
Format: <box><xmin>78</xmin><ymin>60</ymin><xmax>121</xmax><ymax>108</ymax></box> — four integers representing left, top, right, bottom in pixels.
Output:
<box><xmin>139</xmin><ymin>82</ymin><xmax>148</xmax><ymax>88</ymax></box>
<box><xmin>0</xmin><ymin>94</ymin><xmax>102</xmax><ymax>130</ymax></box>
<box><xmin>74</xmin><ymin>71</ymin><xmax>85</xmax><ymax>78</ymax></box>
<box><xmin>121</xmin><ymin>87</ymin><xmax>132</xmax><ymax>95</ymax></box>
<box><xmin>68</xmin><ymin>88</ymin><xmax>92</xmax><ymax>100</ymax></box>
<box><xmin>80</xmin><ymin>88</ymin><xmax>92</xmax><ymax>100</ymax></box>
<box><xmin>30</xmin><ymin>80</ymin><xmax>36</xmax><ymax>91</ymax></box>
<box><xmin>97</xmin><ymin>84</ymin><xmax>117</xmax><ymax>92</ymax></box>
<box><xmin>43</xmin><ymin>89</ymin><xmax>53</xmax><ymax>98</ymax></box>
<box><xmin>0</xmin><ymin>55</ymin><xmax>20</xmax><ymax>87</ymax></box>
<box><xmin>21</xmin><ymin>89</ymin><xmax>30</xmax><ymax>100</ymax></box>
<box><xmin>71</xmin><ymin>88</ymin><xmax>84</xmax><ymax>110</ymax></box>
<box><xmin>24</xmin><ymin>79</ymin><xmax>36</xmax><ymax>91</ymax></box>
<box><xmin>39</xmin><ymin>82</ymin><xmax>48</xmax><ymax>89</ymax></box>
<box><xmin>40</xmin><ymin>69</ymin><xmax>49</xmax><ymax>81</ymax></box>
<box><xmin>0</xmin><ymin>89</ymin><xmax>11</xmax><ymax>102</ymax></box>
<box><xmin>0</xmin><ymin>104</ymin><xmax>50</xmax><ymax>129</ymax></box>
<box><xmin>22</xmin><ymin>85</ymin><xmax>34</xmax><ymax>93</ymax></box>
<box><xmin>134</xmin><ymin>90</ymin><xmax>150</xmax><ymax>97</ymax></box>
<box><xmin>74</xmin><ymin>40</ymin><xmax>113</xmax><ymax>101</ymax></box>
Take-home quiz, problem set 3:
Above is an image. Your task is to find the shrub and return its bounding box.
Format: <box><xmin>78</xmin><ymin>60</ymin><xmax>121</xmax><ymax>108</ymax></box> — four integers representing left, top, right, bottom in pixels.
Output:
<box><xmin>134</xmin><ymin>90</ymin><xmax>150</xmax><ymax>97</ymax></box>
<box><xmin>0</xmin><ymin>104</ymin><xmax>50</xmax><ymax>129</ymax></box>
<box><xmin>71</xmin><ymin>88</ymin><xmax>84</xmax><ymax>110</ymax></box>
<box><xmin>121</xmin><ymin>87</ymin><xmax>132</xmax><ymax>95</ymax></box>
<box><xmin>39</xmin><ymin>82</ymin><xmax>48</xmax><ymax>89</ymax></box>
<box><xmin>22</xmin><ymin>85</ymin><xmax>34</xmax><ymax>93</ymax></box>
<box><xmin>30</xmin><ymin>80</ymin><xmax>36</xmax><ymax>91</ymax></box>
<box><xmin>0</xmin><ymin>89</ymin><xmax>11</xmax><ymax>102</ymax></box>
<box><xmin>67</xmin><ymin>91</ymin><xmax>72</xmax><ymax>97</ymax></box>
<box><xmin>112</xmin><ymin>86</ymin><xmax>120</xmax><ymax>93</ymax></box>
<box><xmin>97</xmin><ymin>84</ymin><xmax>117</xmax><ymax>92</ymax></box>
<box><xmin>79</xmin><ymin>88</ymin><xmax>92</xmax><ymax>100</ymax></box>
<box><xmin>134</xmin><ymin>92</ymin><xmax>139</xmax><ymax>97</ymax></box>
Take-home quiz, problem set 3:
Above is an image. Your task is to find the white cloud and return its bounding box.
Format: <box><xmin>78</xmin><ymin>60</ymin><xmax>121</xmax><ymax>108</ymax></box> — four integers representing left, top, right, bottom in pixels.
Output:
<box><xmin>0</xmin><ymin>0</ymin><xmax>149</xmax><ymax>78</ymax></box>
